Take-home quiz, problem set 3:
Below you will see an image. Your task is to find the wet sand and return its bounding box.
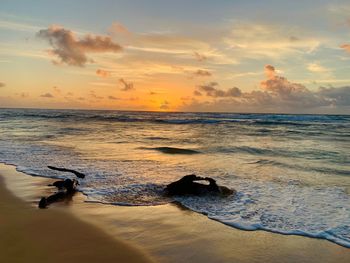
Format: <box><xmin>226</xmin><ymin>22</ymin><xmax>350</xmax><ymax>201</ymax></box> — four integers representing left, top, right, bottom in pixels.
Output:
<box><xmin>1</xmin><ymin>163</ymin><xmax>350</xmax><ymax>263</ymax></box>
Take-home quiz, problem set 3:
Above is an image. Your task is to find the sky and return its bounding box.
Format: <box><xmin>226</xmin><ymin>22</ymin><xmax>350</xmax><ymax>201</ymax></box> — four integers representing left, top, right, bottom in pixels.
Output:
<box><xmin>0</xmin><ymin>0</ymin><xmax>350</xmax><ymax>114</ymax></box>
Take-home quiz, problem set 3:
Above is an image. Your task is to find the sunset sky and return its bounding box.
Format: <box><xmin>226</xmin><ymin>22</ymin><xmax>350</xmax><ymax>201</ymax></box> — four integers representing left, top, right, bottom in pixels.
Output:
<box><xmin>1</xmin><ymin>0</ymin><xmax>350</xmax><ymax>113</ymax></box>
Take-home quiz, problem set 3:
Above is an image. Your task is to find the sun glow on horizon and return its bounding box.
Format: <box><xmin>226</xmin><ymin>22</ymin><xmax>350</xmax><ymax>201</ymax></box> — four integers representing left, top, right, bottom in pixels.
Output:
<box><xmin>1</xmin><ymin>0</ymin><xmax>350</xmax><ymax>114</ymax></box>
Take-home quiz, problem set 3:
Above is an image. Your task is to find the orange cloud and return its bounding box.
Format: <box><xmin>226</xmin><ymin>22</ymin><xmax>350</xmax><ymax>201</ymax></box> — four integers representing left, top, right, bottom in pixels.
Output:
<box><xmin>340</xmin><ymin>43</ymin><xmax>350</xmax><ymax>53</ymax></box>
<box><xmin>160</xmin><ymin>100</ymin><xmax>170</xmax><ymax>110</ymax></box>
<box><xmin>186</xmin><ymin>65</ymin><xmax>350</xmax><ymax>112</ymax></box>
<box><xmin>37</xmin><ymin>25</ymin><xmax>123</xmax><ymax>66</ymax></box>
<box><xmin>108</xmin><ymin>95</ymin><xmax>119</xmax><ymax>100</ymax></box>
<box><xmin>52</xmin><ymin>86</ymin><xmax>61</xmax><ymax>93</ymax></box>
<box><xmin>193</xmin><ymin>90</ymin><xmax>202</xmax><ymax>96</ymax></box>
<box><xmin>119</xmin><ymin>78</ymin><xmax>134</xmax><ymax>91</ymax></box>
<box><xmin>197</xmin><ymin>82</ymin><xmax>241</xmax><ymax>97</ymax></box>
<box><xmin>261</xmin><ymin>65</ymin><xmax>308</xmax><ymax>98</ymax></box>
<box><xmin>89</xmin><ymin>90</ymin><xmax>103</xmax><ymax>100</ymax></box>
<box><xmin>194</xmin><ymin>69</ymin><xmax>212</xmax><ymax>77</ymax></box>
<box><xmin>264</xmin><ymin>64</ymin><xmax>276</xmax><ymax>79</ymax></box>
<box><xmin>109</xmin><ymin>22</ymin><xmax>131</xmax><ymax>36</ymax></box>
<box><xmin>40</xmin><ymin>92</ymin><xmax>54</xmax><ymax>98</ymax></box>
<box><xmin>193</xmin><ymin>51</ymin><xmax>207</xmax><ymax>62</ymax></box>
<box><xmin>96</xmin><ymin>69</ymin><xmax>112</xmax><ymax>78</ymax></box>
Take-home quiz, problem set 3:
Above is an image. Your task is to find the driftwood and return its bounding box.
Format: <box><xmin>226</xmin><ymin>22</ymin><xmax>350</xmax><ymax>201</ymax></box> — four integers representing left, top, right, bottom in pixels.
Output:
<box><xmin>39</xmin><ymin>179</ymin><xmax>78</xmax><ymax>209</ymax></box>
<box><xmin>47</xmin><ymin>166</ymin><xmax>86</xmax><ymax>178</ymax></box>
<box><xmin>39</xmin><ymin>166</ymin><xmax>83</xmax><ymax>208</ymax></box>
<box><xmin>165</xmin><ymin>174</ymin><xmax>235</xmax><ymax>197</ymax></box>
<box><xmin>39</xmin><ymin>191</ymin><xmax>75</xmax><ymax>208</ymax></box>
<box><xmin>49</xmin><ymin>178</ymin><xmax>79</xmax><ymax>192</ymax></box>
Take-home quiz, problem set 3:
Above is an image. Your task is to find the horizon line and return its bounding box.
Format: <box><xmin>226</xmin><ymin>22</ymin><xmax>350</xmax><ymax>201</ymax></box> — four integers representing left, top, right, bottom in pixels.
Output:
<box><xmin>1</xmin><ymin>107</ymin><xmax>349</xmax><ymax>116</ymax></box>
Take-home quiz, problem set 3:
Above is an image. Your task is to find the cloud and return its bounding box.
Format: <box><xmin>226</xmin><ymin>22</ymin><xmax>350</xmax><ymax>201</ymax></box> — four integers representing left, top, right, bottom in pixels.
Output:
<box><xmin>52</xmin><ymin>86</ymin><xmax>61</xmax><ymax>93</ymax></box>
<box><xmin>258</xmin><ymin>65</ymin><xmax>331</xmax><ymax>108</ymax></box>
<box><xmin>193</xmin><ymin>90</ymin><xmax>202</xmax><ymax>96</ymax></box>
<box><xmin>109</xmin><ymin>22</ymin><xmax>130</xmax><ymax>35</ymax></box>
<box><xmin>307</xmin><ymin>62</ymin><xmax>330</xmax><ymax>73</ymax></box>
<box><xmin>37</xmin><ymin>25</ymin><xmax>122</xmax><ymax>66</ymax></box>
<box><xmin>197</xmin><ymin>82</ymin><xmax>241</xmax><ymax>97</ymax></box>
<box><xmin>193</xmin><ymin>51</ymin><xmax>207</xmax><ymax>62</ymax></box>
<box><xmin>89</xmin><ymin>90</ymin><xmax>103</xmax><ymax>100</ymax></box>
<box><xmin>108</xmin><ymin>95</ymin><xmax>119</xmax><ymax>100</ymax></box>
<box><xmin>340</xmin><ymin>43</ymin><xmax>350</xmax><ymax>53</ymax></box>
<box><xmin>0</xmin><ymin>20</ymin><xmax>41</xmax><ymax>32</ymax></box>
<box><xmin>317</xmin><ymin>86</ymin><xmax>350</xmax><ymax>106</ymax></box>
<box><xmin>40</xmin><ymin>93</ymin><xmax>54</xmax><ymax>98</ymax></box>
<box><xmin>119</xmin><ymin>78</ymin><xmax>134</xmax><ymax>91</ymax></box>
<box><xmin>194</xmin><ymin>69</ymin><xmax>212</xmax><ymax>77</ymax></box>
<box><xmin>96</xmin><ymin>69</ymin><xmax>112</xmax><ymax>78</ymax></box>
<box><xmin>224</xmin><ymin>23</ymin><xmax>321</xmax><ymax>59</ymax></box>
<box><xmin>260</xmin><ymin>65</ymin><xmax>309</xmax><ymax>96</ymax></box>
<box><xmin>160</xmin><ymin>100</ymin><xmax>170</xmax><ymax>110</ymax></box>
<box><xmin>0</xmin><ymin>82</ymin><xmax>5</xmax><ymax>87</ymax></box>
<box><xmin>185</xmin><ymin>65</ymin><xmax>350</xmax><ymax>113</ymax></box>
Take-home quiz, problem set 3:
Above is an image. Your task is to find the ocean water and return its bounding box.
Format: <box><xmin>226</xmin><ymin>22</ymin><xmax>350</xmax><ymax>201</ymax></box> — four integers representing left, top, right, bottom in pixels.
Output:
<box><xmin>0</xmin><ymin>108</ymin><xmax>349</xmax><ymax>247</ymax></box>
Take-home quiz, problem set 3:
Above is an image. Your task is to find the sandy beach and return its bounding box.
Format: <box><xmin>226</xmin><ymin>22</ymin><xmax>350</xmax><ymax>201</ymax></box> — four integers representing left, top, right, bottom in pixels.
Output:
<box><xmin>1</xmin><ymin>163</ymin><xmax>349</xmax><ymax>263</ymax></box>
<box><xmin>0</xmin><ymin>164</ymin><xmax>154</xmax><ymax>263</ymax></box>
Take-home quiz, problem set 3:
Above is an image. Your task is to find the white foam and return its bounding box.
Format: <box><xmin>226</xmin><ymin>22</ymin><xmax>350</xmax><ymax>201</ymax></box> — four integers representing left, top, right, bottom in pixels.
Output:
<box><xmin>174</xmin><ymin>178</ymin><xmax>350</xmax><ymax>248</ymax></box>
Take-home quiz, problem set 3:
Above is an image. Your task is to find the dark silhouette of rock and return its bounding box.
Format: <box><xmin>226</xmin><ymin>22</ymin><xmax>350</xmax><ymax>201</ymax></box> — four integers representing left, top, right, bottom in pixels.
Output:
<box><xmin>139</xmin><ymin>147</ymin><xmax>200</xmax><ymax>154</ymax></box>
<box><xmin>39</xmin><ymin>177</ymin><xmax>79</xmax><ymax>208</ymax></box>
<box><xmin>47</xmin><ymin>166</ymin><xmax>86</xmax><ymax>178</ymax></box>
<box><xmin>38</xmin><ymin>197</ymin><xmax>48</xmax><ymax>208</ymax></box>
<box><xmin>49</xmin><ymin>179</ymin><xmax>79</xmax><ymax>193</ymax></box>
<box><xmin>51</xmin><ymin>180</ymin><xmax>65</xmax><ymax>189</ymax></box>
<box><xmin>165</xmin><ymin>174</ymin><xmax>235</xmax><ymax>196</ymax></box>
<box><xmin>154</xmin><ymin>147</ymin><xmax>200</xmax><ymax>154</ymax></box>
<box><xmin>38</xmin><ymin>191</ymin><xmax>75</xmax><ymax>209</ymax></box>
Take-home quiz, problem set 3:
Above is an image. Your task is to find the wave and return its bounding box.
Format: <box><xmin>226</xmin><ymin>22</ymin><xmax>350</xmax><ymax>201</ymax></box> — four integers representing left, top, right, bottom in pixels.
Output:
<box><xmin>248</xmin><ymin>158</ymin><xmax>350</xmax><ymax>177</ymax></box>
<box><xmin>84</xmin><ymin>183</ymin><xmax>170</xmax><ymax>206</ymax></box>
<box><xmin>1</xmin><ymin>156</ymin><xmax>350</xmax><ymax>248</ymax></box>
<box><xmin>139</xmin><ymin>146</ymin><xmax>201</xmax><ymax>154</ymax></box>
<box><xmin>174</xmin><ymin>184</ymin><xmax>350</xmax><ymax>248</ymax></box>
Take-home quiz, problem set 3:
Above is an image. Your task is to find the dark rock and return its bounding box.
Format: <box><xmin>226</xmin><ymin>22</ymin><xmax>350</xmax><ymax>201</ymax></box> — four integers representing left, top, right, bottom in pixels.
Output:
<box><xmin>165</xmin><ymin>174</ymin><xmax>235</xmax><ymax>196</ymax></box>
<box><xmin>39</xmin><ymin>179</ymin><xmax>78</xmax><ymax>209</ymax></box>
<box><xmin>38</xmin><ymin>197</ymin><xmax>48</xmax><ymax>208</ymax></box>
<box><xmin>46</xmin><ymin>191</ymin><xmax>67</xmax><ymax>203</ymax></box>
<box><xmin>38</xmin><ymin>190</ymin><xmax>75</xmax><ymax>209</ymax></box>
<box><xmin>50</xmin><ymin>180</ymin><xmax>65</xmax><ymax>189</ymax></box>
<box><xmin>50</xmin><ymin>179</ymin><xmax>79</xmax><ymax>192</ymax></box>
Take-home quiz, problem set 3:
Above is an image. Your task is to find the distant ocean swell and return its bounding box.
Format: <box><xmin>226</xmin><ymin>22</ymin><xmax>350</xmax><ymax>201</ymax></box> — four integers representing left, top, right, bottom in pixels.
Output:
<box><xmin>1</xmin><ymin>109</ymin><xmax>349</xmax><ymax>126</ymax></box>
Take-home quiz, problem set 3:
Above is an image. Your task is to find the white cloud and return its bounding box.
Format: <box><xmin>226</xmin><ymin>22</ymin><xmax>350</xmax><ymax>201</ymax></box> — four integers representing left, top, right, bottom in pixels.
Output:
<box><xmin>307</xmin><ymin>62</ymin><xmax>330</xmax><ymax>73</ymax></box>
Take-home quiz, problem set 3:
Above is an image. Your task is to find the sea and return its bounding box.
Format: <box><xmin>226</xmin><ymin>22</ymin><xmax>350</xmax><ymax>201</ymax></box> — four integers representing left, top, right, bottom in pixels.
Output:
<box><xmin>0</xmin><ymin>108</ymin><xmax>349</xmax><ymax>247</ymax></box>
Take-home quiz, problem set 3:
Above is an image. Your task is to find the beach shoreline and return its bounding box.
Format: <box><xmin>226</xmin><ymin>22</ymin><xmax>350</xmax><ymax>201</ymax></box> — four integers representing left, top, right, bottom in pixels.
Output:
<box><xmin>1</xmin><ymin>163</ymin><xmax>349</xmax><ymax>263</ymax></box>
<box><xmin>0</xmin><ymin>164</ymin><xmax>154</xmax><ymax>263</ymax></box>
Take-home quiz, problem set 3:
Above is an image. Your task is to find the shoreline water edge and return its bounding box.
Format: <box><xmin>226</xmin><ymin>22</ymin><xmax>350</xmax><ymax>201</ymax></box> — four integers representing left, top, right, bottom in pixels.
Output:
<box><xmin>1</xmin><ymin>163</ymin><xmax>350</xmax><ymax>263</ymax></box>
